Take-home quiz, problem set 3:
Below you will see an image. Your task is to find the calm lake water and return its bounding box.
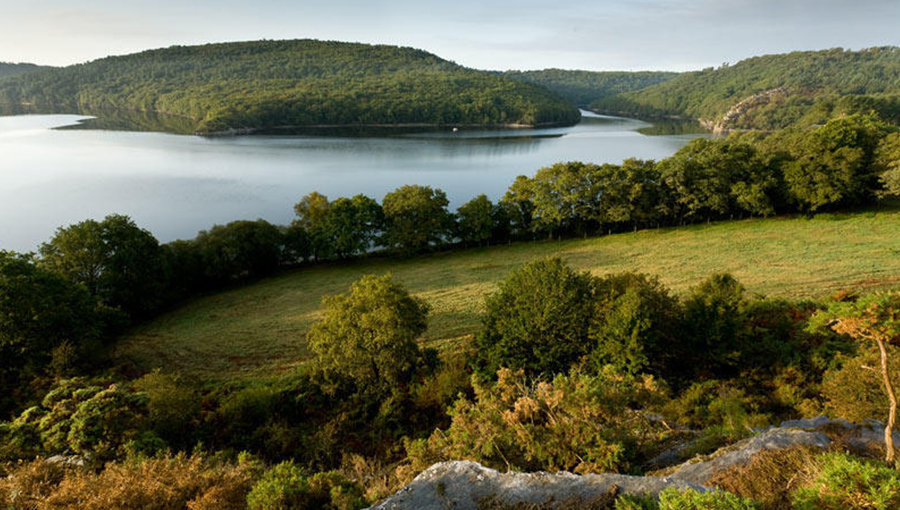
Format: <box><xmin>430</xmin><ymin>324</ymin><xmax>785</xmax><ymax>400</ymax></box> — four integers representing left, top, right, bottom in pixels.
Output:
<box><xmin>0</xmin><ymin>111</ymin><xmax>703</xmax><ymax>252</ymax></box>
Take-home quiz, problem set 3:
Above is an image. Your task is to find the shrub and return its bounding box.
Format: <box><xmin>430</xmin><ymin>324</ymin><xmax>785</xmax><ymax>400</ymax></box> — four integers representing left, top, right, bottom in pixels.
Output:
<box><xmin>1</xmin><ymin>452</ymin><xmax>259</xmax><ymax>510</ymax></box>
<box><xmin>473</xmin><ymin>257</ymin><xmax>597</xmax><ymax>378</ymax></box>
<box><xmin>406</xmin><ymin>367</ymin><xmax>669</xmax><ymax>474</ymax></box>
<box><xmin>616</xmin><ymin>488</ymin><xmax>759</xmax><ymax>510</ymax></box>
<box><xmin>307</xmin><ymin>274</ymin><xmax>434</xmax><ymax>396</ymax></box>
<box><xmin>792</xmin><ymin>452</ymin><xmax>900</xmax><ymax>509</ymax></box>
<box><xmin>821</xmin><ymin>345</ymin><xmax>900</xmax><ymax>426</ymax></box>
<box><xmin>588</xmin><ymin>272</ymin><xmax>681</xmax><ymax>376</ymax></box>
<box><xmin>247</xmin><ymin>461</ymin><xmax>366</xmax><ymax>510</ymax></box>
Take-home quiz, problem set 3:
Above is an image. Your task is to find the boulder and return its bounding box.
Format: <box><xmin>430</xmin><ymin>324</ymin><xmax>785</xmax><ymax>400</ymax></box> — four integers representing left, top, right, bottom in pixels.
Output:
<box><xmin>367</xmin><ymin>460</ymin><xmax>707</xmax><ymax>510</ymax></box>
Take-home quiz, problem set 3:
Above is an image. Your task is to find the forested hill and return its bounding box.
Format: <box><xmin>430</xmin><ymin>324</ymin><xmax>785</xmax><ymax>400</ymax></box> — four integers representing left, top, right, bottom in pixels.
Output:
<box><xmin>592</xmin><ymin>47</ymin><xmax>900</xmax><ymax>130</ymax></box>
<box><xmin>0</xmin><ymin>62</ymin><xmax>47</xmax><ymax>79</ymax></box>
<box><xmin>500</xmin><ymin>69</ymin><xmax>678</xmax><ymax>107</ymax></box>
<box><xmin>0</xmin><ymin>40</ymin><xmax>580</xmax><ymax>134</ymax></box>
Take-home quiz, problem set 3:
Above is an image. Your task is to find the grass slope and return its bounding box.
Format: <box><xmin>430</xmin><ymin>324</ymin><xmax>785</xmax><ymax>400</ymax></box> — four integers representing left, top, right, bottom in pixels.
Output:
<box><xmin>115</xmin><ymin>208</ymin><xmax>900</xmax><ymax>381</ymax></box>
<box><xmin>592</xmin><ymin>47</ymin><xmax>900</xmax><ymax>130</ymax></box>
<box><xmin>0</xmin><ymin>40</ymin><xmax>580</xmax><ymax>133</ymax></box>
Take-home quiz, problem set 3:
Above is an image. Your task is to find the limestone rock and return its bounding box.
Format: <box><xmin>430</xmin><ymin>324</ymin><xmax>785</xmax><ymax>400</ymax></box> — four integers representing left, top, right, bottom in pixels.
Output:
<box><xmin>367</xmin><ymin>460</ymin><xmax>707</xmax><ymax>510</ymax></box>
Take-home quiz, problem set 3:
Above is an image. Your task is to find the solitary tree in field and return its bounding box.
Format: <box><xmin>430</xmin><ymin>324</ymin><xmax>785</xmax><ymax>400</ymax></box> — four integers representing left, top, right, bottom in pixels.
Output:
<box><xmin>812</xmin><ymin>292</ymin><xmax>900</xmax><ymax>463</ymax></box>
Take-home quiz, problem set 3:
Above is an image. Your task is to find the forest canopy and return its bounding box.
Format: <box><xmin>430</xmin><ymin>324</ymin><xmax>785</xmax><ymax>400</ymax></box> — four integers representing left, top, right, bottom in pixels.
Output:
<box><xmin>0</xmin><ymin>39</ymin><xmax>581</xmax><ymax>133</ymax></box>
<box><xmin>592</xmin><ymin>47</ymin><xmax>900</xmax><ymax>130</ymax></box>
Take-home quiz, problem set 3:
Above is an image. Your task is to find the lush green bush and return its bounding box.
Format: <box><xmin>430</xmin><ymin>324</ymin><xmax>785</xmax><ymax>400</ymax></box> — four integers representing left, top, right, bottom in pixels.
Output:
<box><xmin>617</xmin><ymin>488</ymin><xmax>759</xmax><ymax>510</ymax></box>
<box><xmin>0</xmin><ymin>378</ymin><xmax>155</xmax><ymax>463</ymax></box>
<box><xmin>473</xmin><ymin>257</ymin><xmax>597</xmax><ymax>378</ymax></box>
<box><xmin>792</xmin><ymin>452</ymin><xmax>900</xmax><ymax>509</ymax></box>
<box><xmin>247</xmin><ymin>461</ymin><xmax>366</xmax><ymax>510</ymax></box>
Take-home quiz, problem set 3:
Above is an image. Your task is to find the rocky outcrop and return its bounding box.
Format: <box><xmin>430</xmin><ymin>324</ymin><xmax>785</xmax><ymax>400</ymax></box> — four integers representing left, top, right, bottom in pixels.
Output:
<box><xmin>702</xmin><ymin>88</ymin><xmax>788</xmax><ymax>133</ymax></box>
<box><xmin>367</xmin><ymin>461</ymin><xmax>707</xmax><ymax>510</ymax></box>
<box><xmin>368</xmin><ymin>417</ymin><xmax>897</xmax><ymax>509</ymax></box>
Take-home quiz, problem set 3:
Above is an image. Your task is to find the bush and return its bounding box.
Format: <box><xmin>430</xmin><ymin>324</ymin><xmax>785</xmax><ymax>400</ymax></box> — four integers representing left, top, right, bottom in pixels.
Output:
<box><xmin>247</xmin><ymin>461</ymin><xmax>366</xmax><ymax>510</ymax></box>
<box><xmin>616</xmin><ymin>488</ymin><xmax>759</xmax><ymax>510</ymax></box>
<box><xmin>406</xmin><ymin>367</ymin><xmax>669</xmax><ymax>474</ymax></box>
<box><xmin>588</xmin><ymin>272</ymin><xmax>681</xmax><ymax>376</ymax></box>
<box><xmin>792</xmin><ymin>452</ymin><xmax>900</xmax><ymax>509</ymax></box>
<box><xmin>821</xmin><ymin>345</ymin><xmax>900</xmax><ymax>426</ymax></box>
<box><xmin>0</xmin><ymin>452</ymin><xmax>259</xmax><ymax>510</ymax></box>
<box><xmin>474</xmin><ymin>257</ymin><xmax>597</xmax><ymax>378</ymax></box>
<box><xmin>307</xmin><ymin>274</ymin><xmax>434</xmax><ymax>396</ymax></box>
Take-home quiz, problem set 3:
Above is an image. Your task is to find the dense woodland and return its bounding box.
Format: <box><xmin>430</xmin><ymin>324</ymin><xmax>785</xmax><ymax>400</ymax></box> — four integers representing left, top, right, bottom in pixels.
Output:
<box><xmin>0</xmin><ymin>40</ymin><xmax>581</xmax><ymax>133</ymax></box>
<box><xmin>0</xmin><ymin>62</ymin><xmax>46</xmax><ymax>79</ymax></box>
<box><xmin>500</xmin><ymin>69</ymin><xmax>679</xmax><ymax>107</ymax></box>
<box><xmin>3</xmin><ymin>109</ymin><xmax>900</xmax><ymax>508</ymax></box>
<box><xmin>592</xmin><ymin>47</ymin><xmax>900</xmax><ymax>130</ymax></box>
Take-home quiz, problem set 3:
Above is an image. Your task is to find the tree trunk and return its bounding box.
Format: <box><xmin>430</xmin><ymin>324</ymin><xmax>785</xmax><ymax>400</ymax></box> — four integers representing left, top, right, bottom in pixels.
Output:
<box><xmin>878</xmin><ymin>338</ymin><xmax>897</xmax><ymax>463</ymax></box>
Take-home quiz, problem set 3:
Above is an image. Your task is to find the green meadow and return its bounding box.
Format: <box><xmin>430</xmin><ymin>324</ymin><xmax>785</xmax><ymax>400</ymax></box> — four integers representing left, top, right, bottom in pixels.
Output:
<box><xmin>114</xmin><ymin>208</ymin><xmax>900</xmax><ymax>381</ymax></box>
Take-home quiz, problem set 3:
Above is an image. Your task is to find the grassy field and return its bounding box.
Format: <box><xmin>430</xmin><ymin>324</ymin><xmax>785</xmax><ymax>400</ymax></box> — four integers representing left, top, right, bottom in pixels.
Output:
<box><xmin>114</xmin><ymin>208</ymin><xmax>900</xmax><ymax>381</ymax></box>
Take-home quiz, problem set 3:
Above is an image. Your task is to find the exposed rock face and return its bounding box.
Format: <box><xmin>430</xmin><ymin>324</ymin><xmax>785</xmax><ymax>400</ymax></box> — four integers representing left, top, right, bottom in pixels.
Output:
<box><xmin>701</xmin><ymin>87</ymin><xmax>788</xmax><ymax>133</ymax></box>
<box><xmin>368</xmin><ymin>417</ymin><xmax>897</xmax><ymax>509</ymax></box>
<box><xmin>663</xmin><ymin>427</ymin><xmax>831</xmax><ymax>485</ymax></box>
<box><xmin>367</xmin><ymin>461</ymin><xmax>706</xmax><ymax>510</ymax></box>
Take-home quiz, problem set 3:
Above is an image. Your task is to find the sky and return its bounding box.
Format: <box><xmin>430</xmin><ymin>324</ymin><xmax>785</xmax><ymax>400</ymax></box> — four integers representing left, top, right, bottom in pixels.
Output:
<box><xmin>1</xmin><ymin>0</ymin><xmax>898</xmax><ymax>72</ymax></box>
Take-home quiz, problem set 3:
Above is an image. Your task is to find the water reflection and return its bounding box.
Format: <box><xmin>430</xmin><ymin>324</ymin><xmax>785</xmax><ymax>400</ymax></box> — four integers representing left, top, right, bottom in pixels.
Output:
<box><xmin>0</xmin><ymin>110</ymin><xmax>706</xmax><ymax>252</ymax></box>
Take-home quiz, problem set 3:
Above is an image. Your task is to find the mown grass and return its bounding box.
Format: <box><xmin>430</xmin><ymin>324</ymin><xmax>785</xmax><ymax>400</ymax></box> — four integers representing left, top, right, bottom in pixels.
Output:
<box><xmin>114</xmin><ymin>207</ymin><xmax>900</xmax><ymax>381</ymax></box>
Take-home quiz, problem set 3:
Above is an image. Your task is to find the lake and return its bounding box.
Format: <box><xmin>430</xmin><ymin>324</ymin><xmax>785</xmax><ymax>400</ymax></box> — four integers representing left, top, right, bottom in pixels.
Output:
<box><xmin>0</xmin><ymin>111</ymin><xmax>704</xmax><ymax>252</ymax></box>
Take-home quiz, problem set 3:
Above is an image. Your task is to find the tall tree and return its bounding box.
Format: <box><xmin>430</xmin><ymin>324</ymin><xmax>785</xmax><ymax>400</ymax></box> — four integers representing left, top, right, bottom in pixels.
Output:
<box><xmin>381</xmin><ymin>185</ymin><xmax>452</xmax><ymax>254</ymax></box>
<box><xmin>456</xmin><ymin>194</ymin><xmax>494</xmax><ymax>247</ymax></box>
<box><xmin>40</xmin><ymin>214</ymin><xmax>166</xmax><ymax>318</ymax></box>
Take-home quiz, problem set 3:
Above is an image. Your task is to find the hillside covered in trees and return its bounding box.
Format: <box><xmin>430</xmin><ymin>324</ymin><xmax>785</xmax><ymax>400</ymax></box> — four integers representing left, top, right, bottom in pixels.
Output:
<box><xmin>0</xmin><ymin>40</ymin><xmax>581</xmax><ymax>134</ymax></box>
<box><xmin>501</xmin><ymin>69</ymin><xmax>679</xmax><ymax>107</ymax></box>
<box><xmin>0</xmin><ymin>62</ymin><xmax>47</xmax><ymax>79</ymax></box>
<box><xmin>592</xmin><ymin>47</ymin><xmax>900</xmax><ymax>131</ymax></box>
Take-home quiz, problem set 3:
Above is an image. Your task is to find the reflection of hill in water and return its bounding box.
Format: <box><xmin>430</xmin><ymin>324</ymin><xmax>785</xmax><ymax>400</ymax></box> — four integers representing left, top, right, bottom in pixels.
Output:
<box><xmin>636</xmin><ymin>120</ymin><xmax>708</xmax><ymax>136</ymax></box>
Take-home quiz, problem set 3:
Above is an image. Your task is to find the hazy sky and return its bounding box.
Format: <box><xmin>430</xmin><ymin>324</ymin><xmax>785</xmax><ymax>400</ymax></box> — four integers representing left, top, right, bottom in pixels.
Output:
<box><xmin>1</xmin><ymin>0</ymin><xmax>898</xmax><ymax>71</ymax></box>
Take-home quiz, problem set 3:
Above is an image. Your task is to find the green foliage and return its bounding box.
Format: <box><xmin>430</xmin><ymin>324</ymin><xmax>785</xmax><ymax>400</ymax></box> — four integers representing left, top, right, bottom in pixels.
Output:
<box><xmin>132</xmin><ymin>370</ymin><xmax>200</xmax><ymax>447</ymax></box>
<box><xmin>593</xmin><ymin>47</ymin><xmax>900</xmax><ymax>129</ymax></box>
<box><xmin>0</xmin><ymin>40</ymin><xmax>580</xmax><ymax>132</ymax></box>
<box><xmin>307</xmin><ymin>274</ymin><xmax>432</xmax><ymax>395</ymax></box>
<box><xmin>292</xmin><ymin>193</ymin><xmax>383</xmax><ymax>260</ymax></box>
<box><xmin>381</xmin><ymin>185</ymin><xmax>452</xmax><ymax>254</ymax></box>
<box><xmin>654</xmin><ymin>488</ymin><xmax>759</xmax><ymax>510</ymax></box>
<box><xmin>0</xmin><ymin>378</ymin><xmax>153</xmax><ymax>462</ymax></box>
<box><xmin>501</xmin><ymin>69</ymin><xmax>679</xmax><ymax>106</ymax></box>
<box><xmin>588</xmin><ymin>272</ymin><xmax>681</xmax><ymax>376</ymax></box>
<box><xmin>821</xmin><ymin>346</ymin><xmax>900</xmax><ymax>425</ymax></box>
<box><xmin>792</xmin><ymin>452</ymin><xmax>900</xmax><ymax>509</ymax></box>
<box><xmin>408</xmin><ymin>367</ymin><xmax>669</xmax><ymax>474</ymax></box>
<box><xmin>781</xmin><ymin>114</ymin><xmax>887</xmax><ymax>211</ymax></box>
<box><xmin>40</xmin><ymin>214</ymin><xmax>168</xmax><ymax>318</ymax></box>
<box><xmin>474</xmin><ymin>257</ymin><xmax>597</xmax><ymax>378</ymax></box>
<box><xmin>876</xmin><ymin>133</ymin><xmax>900</xmax><ymax>197</ymax></box>
<box><xmin>680</xmin><ymin>274</ymin><xmax>748</xmax><ymax>379</ymax></box>
<box><xmin>195</xmin><ymin>219</ymin><xmax>285</xmax><ymax>282</ymax></box>
<box><xmin>0</xmin><ymin>62</ymin><xmax>46</xmax><ymax>79</ymax></box>
<box><xmin>247</xmin><ymin>462</ymin><xmax>367</xmax><ymax>510</ymax></box>
<box><xmin>456</xmin><ymin>194</ymin><xmax>495</xmax><ymax>246</ymax></box>
<box><xmin>0</xmin><ymin>251</ymin><xmax>107</xmax><ymax>416</ymax></box>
